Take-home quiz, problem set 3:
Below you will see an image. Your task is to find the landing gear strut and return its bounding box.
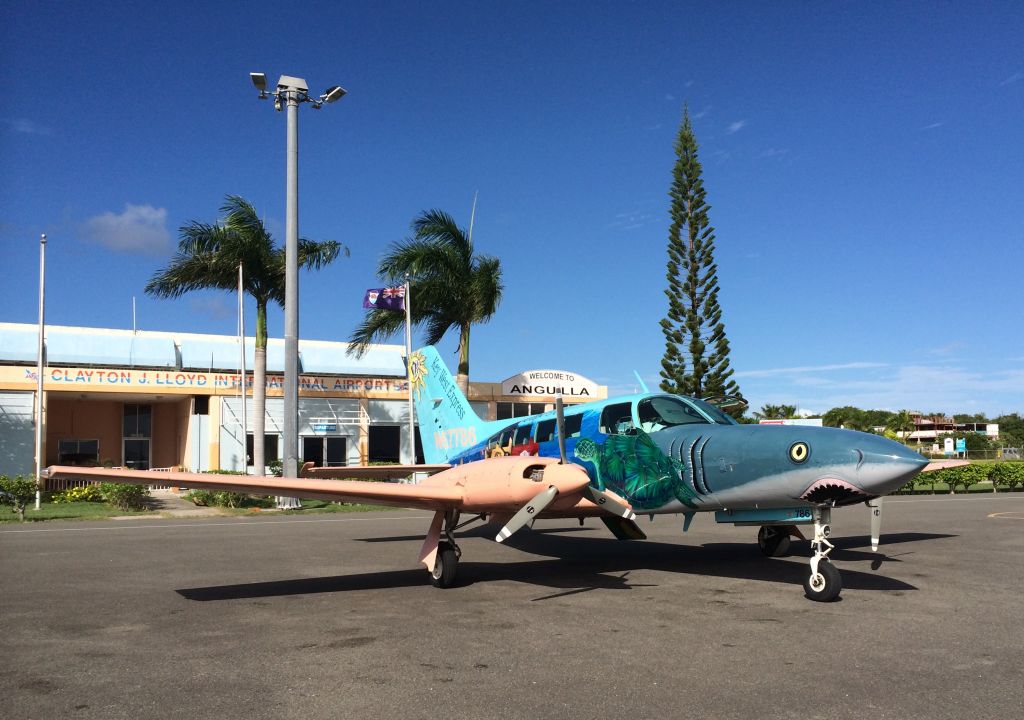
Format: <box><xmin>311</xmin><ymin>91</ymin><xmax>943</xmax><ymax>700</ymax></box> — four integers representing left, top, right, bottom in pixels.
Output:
<box><xmin>430</xmin><ymin>509</ymin><xmax>462</xmax><ymax>588</ymax></box>
<box><xmin>803</xmin><ymin>506</ymin><xmax>842</xmax><ymax>602</ymax></box>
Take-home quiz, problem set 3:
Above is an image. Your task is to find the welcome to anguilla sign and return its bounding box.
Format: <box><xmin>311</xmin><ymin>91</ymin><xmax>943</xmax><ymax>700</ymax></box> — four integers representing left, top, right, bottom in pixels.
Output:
<box><xmin>500</xmin><ymin>369</ymin><xmax>599</xmax><ymax>398</ymax></box>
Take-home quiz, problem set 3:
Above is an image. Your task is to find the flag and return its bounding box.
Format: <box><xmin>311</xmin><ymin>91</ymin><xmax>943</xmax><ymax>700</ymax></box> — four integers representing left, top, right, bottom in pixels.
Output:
<box><xmin>363</xmin><ymin>286</ymin><xmax>406</xmax><ymax>311</ymax></box>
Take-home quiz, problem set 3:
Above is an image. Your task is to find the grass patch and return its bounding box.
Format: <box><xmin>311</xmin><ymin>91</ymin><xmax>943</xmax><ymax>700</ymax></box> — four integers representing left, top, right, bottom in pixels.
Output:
<box><xmin>0</xmin><ymin>501</ymin><xmax>152</xmax><ymax>523</ymax></box>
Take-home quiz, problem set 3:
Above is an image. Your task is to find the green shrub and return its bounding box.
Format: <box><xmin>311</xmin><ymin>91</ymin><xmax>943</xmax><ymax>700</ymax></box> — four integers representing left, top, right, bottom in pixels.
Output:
<box><xmin>929</xmin><ymin>463</ymin><xmax>991</xmax><ymax>493</ymax></box>
<box><xmin>185</xmin><ymin>489</ymin><xmax>216</xmax><ymax>506</ymax></box>
<box><xmin>990</xmin><ymin>462</ymin><xmax>1024</xmax><ymax>491</ymax></box>
<box><xmin>53</xmin><ymin>484</ymin><xmax>104</xmax><ymax>503</ymax></box>
<box><xmin>99</xmin><ymin>483</ymin><xmax>150</xmax><ymax>511</ymax></box>
<box><xmin>0</xmin><ymin>475</ymin><xmax>38</xmax><ymax>522</ymax></box>
<box><xmin>214</xmin><ymin>491</ymin><xmax>247</xmax><ymax>508</ymax></box>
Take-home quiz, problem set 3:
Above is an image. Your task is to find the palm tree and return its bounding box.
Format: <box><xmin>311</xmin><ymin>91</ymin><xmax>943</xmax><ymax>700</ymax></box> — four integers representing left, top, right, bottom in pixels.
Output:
<box><xmin>349</xmin><ymin>208</ymin><xmax>502</xmax><ymax>394</ymax></box>
<box><xmin>146</xmin><ymin>195</ymin><xmax>345</xmax><ymax>474</ymax></box>
<box><xmin>887</xmin><ymin>409</ymin><xmax>916</xmax><ymax>444</ymax></box>
<box><xmin>754</xmin><ymin>404</ymin><xmax>797</xmax><ymax>421</ymax></box>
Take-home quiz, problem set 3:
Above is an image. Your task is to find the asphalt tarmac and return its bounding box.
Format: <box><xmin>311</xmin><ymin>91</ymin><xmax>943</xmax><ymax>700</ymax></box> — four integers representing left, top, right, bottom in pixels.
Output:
<box><xmin>2</xmin><ymin>494</ymin><xmax>1022</xmax><ymax>720</ymax></box>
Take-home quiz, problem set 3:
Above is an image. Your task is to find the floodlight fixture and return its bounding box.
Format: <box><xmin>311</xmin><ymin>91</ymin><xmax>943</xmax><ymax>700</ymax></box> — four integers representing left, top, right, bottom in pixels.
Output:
<box><xmin>250</xmin><ymin>72</ymin><xmax>268</xmax><ymax>91</ymax></box>
<box><xmin>322</xmin><ymin>85</ymin><xmax>346</xmax><ymax>104</ymax></box>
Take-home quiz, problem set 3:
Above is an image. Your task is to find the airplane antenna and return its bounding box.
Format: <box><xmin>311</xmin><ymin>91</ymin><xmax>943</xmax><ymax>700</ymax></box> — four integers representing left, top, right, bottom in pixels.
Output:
<box><xmin>633</xmin><ymin>371</ymin><xmax>649</xmax><ymax>393</ymax></box>
<box><xmin>555</xmin><ymin>394</ymin><xmax>568</xmax><ymax>464</ymax></box>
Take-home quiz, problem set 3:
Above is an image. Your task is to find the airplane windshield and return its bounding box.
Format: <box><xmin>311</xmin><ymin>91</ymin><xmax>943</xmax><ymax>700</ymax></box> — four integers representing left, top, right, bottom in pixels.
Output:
<box><xmin>637</xmin><ymin>396</ymin><xmax>713</xmax><ymax>432</ymax></box>
<box><xmin>687</xmin><ymin>398</ymin><xmax>738</xmax><ymax>425</ymax></box>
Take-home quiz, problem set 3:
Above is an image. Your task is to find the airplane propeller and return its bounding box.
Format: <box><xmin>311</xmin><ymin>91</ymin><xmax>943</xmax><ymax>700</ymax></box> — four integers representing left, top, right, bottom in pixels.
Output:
<box><xmin>866</xmin><ymin>497</ymin><xmax>883</xmax><ymax>551</ymax></box>
<box><xmin>555</xmin><ymin>394</ymin><xmax>635</xmax><ymax>520</ymax></box>
<box><xmin>496</xmin><ymin>485</ymin><xmax>559</xmax><ymax>542</ymax></box>
<box><xmin>496</xmin><ymin>395</ymin><xmax>635</xmax><ymax>543</ymax></box>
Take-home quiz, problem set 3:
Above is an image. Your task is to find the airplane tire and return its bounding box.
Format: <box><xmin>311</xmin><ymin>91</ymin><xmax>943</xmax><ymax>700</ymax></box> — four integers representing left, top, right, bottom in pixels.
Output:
<box><xmin>803</xmin><ymin>560</ymin><xmax>842</xmax><ymax>602</ymax></box>
<box><xmin>757</xmin><ymin>526</ymin><xmax>791</xmax><ymax>557</ymax></box>
<box><xmin>430</xmin><ymin>543</ymin><xmax>458</xmax><ymax>589</ymax></box>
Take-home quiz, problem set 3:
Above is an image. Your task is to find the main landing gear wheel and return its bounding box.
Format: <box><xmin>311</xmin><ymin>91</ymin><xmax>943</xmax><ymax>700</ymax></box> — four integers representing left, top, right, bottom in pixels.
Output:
<box><xmin>431</xmin><ymin>542</ymin><xmax>459</xmax><ymax>588</ymax></box>
<box><xmin>803</xmin><ymin>559</ymin><xmax>842</xmax><ymax>602</ymax></box>
<box><xmin>757</xmin><ymin>526</ymin><xmax>791</xmax><ymax>557</ymax></box>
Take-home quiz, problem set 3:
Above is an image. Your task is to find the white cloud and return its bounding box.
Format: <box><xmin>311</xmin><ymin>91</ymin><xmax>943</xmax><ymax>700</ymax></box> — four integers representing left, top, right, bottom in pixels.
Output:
<box><xmin>664</xmin><ymin>94</ymin><xmax>676</xmax><ymax>101</ymax></box>
<box><xmin>999</xmin><ymin>71</ymin><xmax>1023</xmax><ymax>86</ymax></box>
<box><xmin>920</xmin><ymin>122</ymin><xmax>944</xmax><ymax>130</ymax></box>
<box><xmin>5</xmin><ymin>118</ymin><xmax>52</xmax><ymax>135</ymax></box>
<box><xmin>743</xmin><ymin>364</ymin><xmax>1024</xmax><ymax>416</ymax></box>
<box><xmin>727</xmin><ymin>120</ymin><xmax>747</xmax><ymax>134</ymax></box>
<box><xmin>757</xmin><ymin>147</ymin><xmax>790</xmax><ymax>159</ymax></box>
<box><xmin>735</xmin><ymin>362</ymin><xmax>888</xmax><ymax>379</ymax></box>
<box><xmin>82</xmin><ymin>204</ymin><xmax>171</xmax><ymax>255</ymax></box>
<box><xmin>693</xmin><ymin>106</ymin><xmax>711</xmax><ymax>119</ymax></box>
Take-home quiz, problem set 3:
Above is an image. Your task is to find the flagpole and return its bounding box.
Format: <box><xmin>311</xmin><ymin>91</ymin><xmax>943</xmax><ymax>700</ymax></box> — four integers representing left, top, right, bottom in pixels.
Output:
<box><xmin>404</xmin><ymin>274</ymin><xmax>415</xmax><ymax>470</ymax></box>
<box><xmin>35</xmin><ymin>234</ymin><xmax>46</xmax><ymax>510</ymax></box>
<box><xmin>239</xmin><ymin>263</ymin><xmax>248</xmax><ymax>474</ymax></box>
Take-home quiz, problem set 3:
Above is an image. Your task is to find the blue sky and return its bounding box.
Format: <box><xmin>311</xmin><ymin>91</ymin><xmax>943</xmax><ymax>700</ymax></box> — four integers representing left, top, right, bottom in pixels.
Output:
<box><xmin>2</xmin><ymin>1</ymin><xmax>1022</xmax><ymax>417</ymax></box>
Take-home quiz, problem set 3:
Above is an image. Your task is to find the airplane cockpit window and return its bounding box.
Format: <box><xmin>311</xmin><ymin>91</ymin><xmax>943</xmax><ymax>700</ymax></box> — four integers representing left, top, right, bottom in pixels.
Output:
<box><xmin>600</xmin><ymin>402</ymin><xmax>635</xmax><ymax>435</ymax></box>
<box><xmin>637</xmin><ymin>396</ymin><xmax>714</xmax><ymax>432</ymax></box>
<box><xmin>688</xmin><ymin>398</ymin><xmax>739</xmax><ymax>425</ymax></box>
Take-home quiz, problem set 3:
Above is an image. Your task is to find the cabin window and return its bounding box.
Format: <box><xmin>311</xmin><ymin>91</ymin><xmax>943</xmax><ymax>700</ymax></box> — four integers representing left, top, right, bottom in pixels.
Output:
<box><xmin>498</xmin><ymin>427</ymin><xmax>516</xmax><ymax>448</ymax></box>
<box><xmin>535</xmin><ymin>419</ymin><xmax>556</xmax><ymax>443</ymax></box>
<box><xmin>637</xmin><ymin>396</ymin><xmax>711</xmax><ymax>432</ymax></box>
<box><xmin>564</xmin><ymin>414</ymin><xmax>582</xmax><ymax>438</ymax></box>
<box><xmin>513</xmin><ymin>425</ymin><xmax>533</xmax><ymax>445</ymax></box>
<box><xmin>599</xmin><ymin>402</ymin><xmax>635</xmax><ymax>435</ymax></box>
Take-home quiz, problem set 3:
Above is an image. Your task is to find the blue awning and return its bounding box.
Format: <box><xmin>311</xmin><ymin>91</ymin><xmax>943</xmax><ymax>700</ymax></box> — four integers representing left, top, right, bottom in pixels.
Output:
<box><xmin>45</xmin><ymin>327</ymin><xmax>176</xmax><ymax>367</ymax></box>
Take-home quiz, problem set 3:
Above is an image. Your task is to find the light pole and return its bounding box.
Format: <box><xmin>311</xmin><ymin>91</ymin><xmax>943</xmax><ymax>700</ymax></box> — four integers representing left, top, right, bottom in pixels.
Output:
<box><xmin>35</xmin><ymin>234</ymin><xmax>46</xmax><ymax>510</ymax></box>
<box><xmin>250</xmin><ymin>72</ymin><xmax>345</xmax><ymax>480</ymax></box>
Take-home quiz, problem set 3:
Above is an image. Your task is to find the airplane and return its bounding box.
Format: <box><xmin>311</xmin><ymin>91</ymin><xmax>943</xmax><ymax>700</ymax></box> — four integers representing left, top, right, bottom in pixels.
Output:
<box><xmin>46</xmin><ymin>345</ymin><xmax>951</xmax><ymax>602</ymax></box>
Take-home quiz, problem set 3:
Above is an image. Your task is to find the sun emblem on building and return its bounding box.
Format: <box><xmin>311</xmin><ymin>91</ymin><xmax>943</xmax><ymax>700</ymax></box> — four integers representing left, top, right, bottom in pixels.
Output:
<box><xmin>408</xmin><ymin>350</ymin><xmax>429</xmax><ymax>402</ymax></box>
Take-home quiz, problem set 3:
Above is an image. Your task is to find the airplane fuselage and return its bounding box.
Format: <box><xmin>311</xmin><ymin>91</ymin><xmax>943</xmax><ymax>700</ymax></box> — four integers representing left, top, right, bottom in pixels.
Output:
<box><xmin>442</xmin><ymin>393</ymin><xmax>926</xmax><ymax>515</ymax></box>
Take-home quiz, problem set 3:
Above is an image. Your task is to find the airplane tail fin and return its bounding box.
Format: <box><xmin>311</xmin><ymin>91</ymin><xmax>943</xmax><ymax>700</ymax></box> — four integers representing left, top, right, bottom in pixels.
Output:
<box><xmin>410</xmin><ymin>346</ymin><xmax>488</xmax><ymax>464</ymax></box>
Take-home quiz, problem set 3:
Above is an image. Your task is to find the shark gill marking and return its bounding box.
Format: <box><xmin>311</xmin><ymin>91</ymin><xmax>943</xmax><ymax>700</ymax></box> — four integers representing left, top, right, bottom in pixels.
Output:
<box><xmin>695</xmin><ymin>436</ymin><xmax>712</xmax><ymax>493</ymax></box>
<box><xmin>684</xmin><ymin>435</ymin><xmax>711</xmax><ymax>496</ymax></box>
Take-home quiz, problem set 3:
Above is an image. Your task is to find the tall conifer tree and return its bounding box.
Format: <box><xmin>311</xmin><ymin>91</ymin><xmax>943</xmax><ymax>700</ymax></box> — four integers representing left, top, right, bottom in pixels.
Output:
<box><xmin>660</xmin><ymin>108</ymin><xmax>742</xmax><ymax>406</ymax></box>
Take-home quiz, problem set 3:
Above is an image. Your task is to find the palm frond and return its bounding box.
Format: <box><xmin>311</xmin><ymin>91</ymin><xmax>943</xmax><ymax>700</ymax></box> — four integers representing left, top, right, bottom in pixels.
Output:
<box><xmin>346</xmin><ymin>308</ymin><xmax>408</xmax><ymax>357</ymax></box>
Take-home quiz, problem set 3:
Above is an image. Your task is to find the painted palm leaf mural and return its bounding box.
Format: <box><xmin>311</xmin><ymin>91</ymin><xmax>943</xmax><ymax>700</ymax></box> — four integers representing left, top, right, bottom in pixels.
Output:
<box><xmin>574</xmin><ymin>428</ymin><xmax>700</xmax><ymax>510</ymax></box>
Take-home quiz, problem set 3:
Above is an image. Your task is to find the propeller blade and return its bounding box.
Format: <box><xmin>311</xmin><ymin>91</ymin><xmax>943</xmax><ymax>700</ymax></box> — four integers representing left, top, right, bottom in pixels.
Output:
<box><xmin>495</xmin><ymin>485</ymin><xmax>559</xmax><ymax>543</ymax></box>
<box><xmin>584</xmin><ymin>485</ymin><xmax>636</xmax><ymax>521</ymax></box>
<box><xmin>555</xmin><ymin>394</ymin><xmax>568</xmax><ymax>464</ymax></box>
<box><xmin>867</xmin><ymin>497</ymin><xmax>883</xmax><ymax>552</ymax></box>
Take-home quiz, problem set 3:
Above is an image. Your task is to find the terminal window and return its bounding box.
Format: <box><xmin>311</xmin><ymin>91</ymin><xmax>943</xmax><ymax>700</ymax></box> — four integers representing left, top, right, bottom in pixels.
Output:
<box><xmin>57</xmin><ymin>439</ymin><xmax>99</xmax><ymax>465</ymax></box>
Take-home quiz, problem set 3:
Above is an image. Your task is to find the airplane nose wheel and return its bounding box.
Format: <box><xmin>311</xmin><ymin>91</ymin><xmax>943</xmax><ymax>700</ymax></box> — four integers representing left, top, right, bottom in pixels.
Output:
<box><xmin>430</xmin><ymin>542</ymin><xmax>459</xmax><ymax>588</ymax></box>
<box><xmin>804</xmin><ymin>506</ymin><xmax>842</xmax><ymax>602</ymax></box>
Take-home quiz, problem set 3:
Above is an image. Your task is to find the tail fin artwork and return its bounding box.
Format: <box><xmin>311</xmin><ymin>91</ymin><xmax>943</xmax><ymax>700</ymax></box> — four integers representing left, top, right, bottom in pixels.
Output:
<box><xmin>409</xmin><ymin>346</ymin><xmax>489</xmax><ymax>464</ymax></box>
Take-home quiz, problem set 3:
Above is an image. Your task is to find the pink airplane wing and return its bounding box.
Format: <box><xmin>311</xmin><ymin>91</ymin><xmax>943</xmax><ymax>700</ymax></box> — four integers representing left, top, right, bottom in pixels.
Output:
<box><xmin>44</xmin><ymin>465</ymin><xmax>462</xmax><ymax>511</ymax></box>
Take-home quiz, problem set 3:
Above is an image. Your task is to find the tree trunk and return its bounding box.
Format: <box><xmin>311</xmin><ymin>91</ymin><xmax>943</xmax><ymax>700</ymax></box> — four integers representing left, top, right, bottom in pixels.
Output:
<box><xmin>253</xmin><ymin>302</ymin><xmax>268</xmax><ymax>476</ymax></box>
<box><xmin>456</xmin><ymin>324</ymin><xmax>470</xmax><ymax>396</ymax></box>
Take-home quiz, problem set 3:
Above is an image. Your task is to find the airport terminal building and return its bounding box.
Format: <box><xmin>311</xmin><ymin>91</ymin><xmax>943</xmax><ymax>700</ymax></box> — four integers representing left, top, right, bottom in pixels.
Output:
<box><xmin>0</xmin><ymin>323</ymin><xmax>606</xmax><ymax>478</ymax></box>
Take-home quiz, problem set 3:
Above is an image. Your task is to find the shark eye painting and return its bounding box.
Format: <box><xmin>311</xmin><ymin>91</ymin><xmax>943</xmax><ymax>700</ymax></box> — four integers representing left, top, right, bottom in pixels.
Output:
<box><xmin>789</xmin><ymin>442</ymin><xmax>809</xmax><ymax>463</ymax></box>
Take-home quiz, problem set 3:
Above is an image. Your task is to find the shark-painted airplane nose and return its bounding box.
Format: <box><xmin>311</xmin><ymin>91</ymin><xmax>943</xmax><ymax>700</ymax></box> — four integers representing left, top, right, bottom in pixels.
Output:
<box><xmin>799</xmin><ymin>432</ymin><xmax>929</xmax><ymax>504</ymax></box>
<box><xmin>855</xmin><ymin>435</ymin><xmax>929</xmax><ymax>496</ymax></box>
